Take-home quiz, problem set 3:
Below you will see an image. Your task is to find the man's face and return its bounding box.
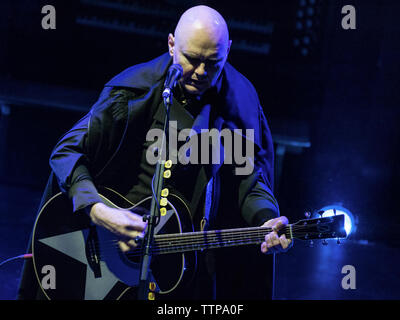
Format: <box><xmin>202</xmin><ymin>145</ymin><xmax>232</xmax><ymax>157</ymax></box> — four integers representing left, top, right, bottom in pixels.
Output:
<box><xmin>168</xmin><ymin>30</ymin><xmax>230</xmax><ymax>96</ymax></box>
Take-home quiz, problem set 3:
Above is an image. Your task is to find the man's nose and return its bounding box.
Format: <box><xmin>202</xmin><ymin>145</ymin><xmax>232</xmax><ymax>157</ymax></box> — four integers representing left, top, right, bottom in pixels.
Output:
<box><xmin>195</xmin><ymin>62</ymin><xmax>207</xmax><ymax>78</ymax></box>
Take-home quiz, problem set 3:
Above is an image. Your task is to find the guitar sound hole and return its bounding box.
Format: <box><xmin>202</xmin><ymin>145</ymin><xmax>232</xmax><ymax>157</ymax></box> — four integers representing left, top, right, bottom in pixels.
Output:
<box><xmin>123</xmin><ymin>247</ymin><xmax>143</xmax><ymax>264</ymax></box>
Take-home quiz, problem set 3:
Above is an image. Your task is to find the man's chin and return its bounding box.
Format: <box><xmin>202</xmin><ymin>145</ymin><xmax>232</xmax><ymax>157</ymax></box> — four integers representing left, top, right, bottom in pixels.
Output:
<box><xmin>184</xmin><ymin>83</ymin><xmax>207</xmax><ymax>96</ymax></box>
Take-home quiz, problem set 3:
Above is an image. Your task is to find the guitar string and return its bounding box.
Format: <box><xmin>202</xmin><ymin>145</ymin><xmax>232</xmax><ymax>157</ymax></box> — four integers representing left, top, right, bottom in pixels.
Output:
<box><xmin>111</xmin><ymin>224</ymin><xmax>333</xmax><ymax>245</ymax></box>
<box><xmin>93</xmin><ymin>232</ymin><xmax>295</xmax><ymax>259</ymax></box>
<box><xmin>130</xmin><ymin>238</ymin><xmax>285</xmax><ymax>257</ymax></box>
<box><xmin>102</xmin><ymin>228</ymin><xmax>299</xmax><ymax>249</ymax></box>
<box><xmin>98</xmin><ymin>231</ymin><xmax>329</xmax><ymax>259</ymax></box>
<box><xmin>93</xmin><ymin>230</ymin><xmax>333</xmax><ymax>259</ymax></box>
<box><xmin>98</xmin><ymin>226</ymin><xmax>273</xmax><ymax>246</ymax></box>
<box><xmin>84</xmin><ymin>220</ymin><xmax>337</xmax><ymax>252</ymax></box>
<box><xmin>142</xmin><ymin>230</ymin><xmax>328</xmax><ymax>248</ymax></box>
<box><xmin>93</xmin><ymin>233</ymin><xmax>334</xmax><ymax>262</ymax></box>
<box><xmin>150</xmin><ymin>224</ymin><xmax>328</xmax><ymax>241</ymax></box>
<box><xmin>94</xmin><ymin>225</ymin><xmax>335</xmax><ymax>249</ymax></box>
<box><xmin>108</xmin><ymin>223</ymin><xmax>326</xmax><ymax>243</ymax></box>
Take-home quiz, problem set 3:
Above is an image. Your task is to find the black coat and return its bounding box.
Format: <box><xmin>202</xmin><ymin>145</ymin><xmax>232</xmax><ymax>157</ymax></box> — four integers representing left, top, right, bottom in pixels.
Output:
<box><xmin>50</xmin><ymin>52</ymin><xmax>277</xmax><ymax>225</ymax></box>
<box><xmin>18</xmin><ymin>53</ymin><xmax>278</xmax><ymax>299</ymax></box>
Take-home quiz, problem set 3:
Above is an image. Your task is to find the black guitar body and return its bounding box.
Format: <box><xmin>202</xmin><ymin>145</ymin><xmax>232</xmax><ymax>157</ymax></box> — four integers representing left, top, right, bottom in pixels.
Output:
<box><xmin>32</xmin><ymin>187</ymin><xmax>196</xmax><ymax>300</ymax></box>
<box><xmin>32</xmin><ymin>186</ymin><xmax>346</xmax><ymax>300</ymax></box>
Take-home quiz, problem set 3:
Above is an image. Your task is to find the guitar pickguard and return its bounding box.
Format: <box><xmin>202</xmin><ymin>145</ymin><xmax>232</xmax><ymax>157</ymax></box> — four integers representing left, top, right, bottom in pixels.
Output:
<box><xmin>38</xmin><ymin>228</ymin><xmax>120</xmax><ymax>300</ymax></box>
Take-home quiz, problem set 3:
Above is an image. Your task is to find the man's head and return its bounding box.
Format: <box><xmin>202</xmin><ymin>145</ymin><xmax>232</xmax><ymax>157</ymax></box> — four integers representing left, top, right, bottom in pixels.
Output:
<box><xmin>168</xmin><ymin>5</ymin><xmax>232</xmax><ymax>96</ymax></box>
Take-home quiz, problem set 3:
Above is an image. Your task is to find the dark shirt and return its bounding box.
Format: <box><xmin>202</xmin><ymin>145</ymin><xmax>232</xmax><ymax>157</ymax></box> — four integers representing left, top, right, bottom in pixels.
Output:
<box><xmin>124</xmin><ymin>83</ymin><xmax>206</xmax><ymax>209</ymax></box>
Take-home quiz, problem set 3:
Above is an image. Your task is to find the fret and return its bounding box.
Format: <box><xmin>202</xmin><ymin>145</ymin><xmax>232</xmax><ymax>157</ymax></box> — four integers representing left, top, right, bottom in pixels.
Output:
<box><xmin>289</xmin><ymin>224</ymin><xmax>293</xmax><ymax>239</ymax></box>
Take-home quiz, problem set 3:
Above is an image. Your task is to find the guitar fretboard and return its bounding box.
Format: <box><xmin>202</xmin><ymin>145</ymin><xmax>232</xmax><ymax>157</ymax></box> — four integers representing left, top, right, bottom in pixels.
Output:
<box><xmin>152</xmin><ymin>226</ymin><xmax>292</xmax><ymax>255</ymax></box>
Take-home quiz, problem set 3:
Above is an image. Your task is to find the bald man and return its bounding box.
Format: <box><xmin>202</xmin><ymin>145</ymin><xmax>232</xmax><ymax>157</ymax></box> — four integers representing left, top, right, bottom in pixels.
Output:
<box><xmin>18</xmin><ymin>5</ymin><xmax>291</xmax><ymax>300</ymax></box>
<box><xmin>167</xmin><ymin>5</ymin><xmax>290</xmax><ymax>254</ymax></box>
<box><xmin>168</xmin><ymin>6</ymin><xmax>231</xmax><ymax>96</ymax></box>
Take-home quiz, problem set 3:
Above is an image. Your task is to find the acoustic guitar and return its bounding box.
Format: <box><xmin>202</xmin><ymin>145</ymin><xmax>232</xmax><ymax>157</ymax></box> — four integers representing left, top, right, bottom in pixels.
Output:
<box><xmin>32</xmin><ymin>187</ymin><xmax>346</xmax><ymax>300</ymax></box>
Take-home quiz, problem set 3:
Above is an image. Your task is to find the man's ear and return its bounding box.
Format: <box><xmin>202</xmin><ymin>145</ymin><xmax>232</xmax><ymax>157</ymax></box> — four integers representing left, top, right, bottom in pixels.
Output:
<box><xmin>168</xmin><ymin>33</ymin><xmax>175</xmax><ymax>57</ymax></box>
<box><xmin>226</xmin><ymin>40</ymin><xmax>232</xmax><ymax>56</ymax></box>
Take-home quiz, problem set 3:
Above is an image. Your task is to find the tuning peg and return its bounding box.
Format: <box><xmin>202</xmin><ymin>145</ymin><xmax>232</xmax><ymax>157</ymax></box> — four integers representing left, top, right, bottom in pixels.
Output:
<box><xmin>304</xmin><ymin>211</ymin><xmax>312</xmax><ymax>219</ymax></box>
<box><xmin>317</xmin><ymin>210</ymin><xmax>325</xmax><ymax>217</ymax></box>
<box><xmin>337</xmin><ymin>238</ymin><xmax>341</xmax><ymax>245</ymax></box>
<box><xmin>333</xmin><ymin>208</ymin><xmax>337</xmax><ymax>215</ymax></box>
<box><xmin>322</xmin><ymin>239</ymin><xmax>328</xmax><ymax>245</ymax></box>
<box><xmin>309</xmin><ymin>240</ymin><xmax>314</xmax><ymax>247</ymax></box>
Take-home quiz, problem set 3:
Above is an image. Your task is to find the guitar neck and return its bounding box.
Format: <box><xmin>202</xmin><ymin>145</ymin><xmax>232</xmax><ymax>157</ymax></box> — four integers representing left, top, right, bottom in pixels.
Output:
<box><xmin>150</xmin><ymin>214</ymin><xmax>345</xmax><ymax>255</ymax></box>
<box><xmin>152</xmin><ymin>226</ymin><xmax>289</xmax><ymax>255</ymax></box>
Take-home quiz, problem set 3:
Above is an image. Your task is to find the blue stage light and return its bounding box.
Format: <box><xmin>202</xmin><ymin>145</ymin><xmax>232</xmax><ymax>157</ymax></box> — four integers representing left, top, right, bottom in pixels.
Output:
<box><xmin>317</xmin><ymin>205</ymin><xmax>355</xmax><ymax>236</ymax></box>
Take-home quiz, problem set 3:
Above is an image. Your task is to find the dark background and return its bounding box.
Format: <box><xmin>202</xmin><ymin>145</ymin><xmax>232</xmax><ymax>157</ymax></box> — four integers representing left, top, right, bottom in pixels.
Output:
<box><xmin>0</xmin><ymin>0</ymin><xmax>399</xmax><ymax>299</ymax></box>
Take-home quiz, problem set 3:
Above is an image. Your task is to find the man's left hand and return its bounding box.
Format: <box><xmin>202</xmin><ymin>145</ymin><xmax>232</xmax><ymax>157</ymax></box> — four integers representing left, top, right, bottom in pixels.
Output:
<box><xmin>260</xmin><ymin>216</ymin><xmax>293</xmax><ymax>254</ymax></box>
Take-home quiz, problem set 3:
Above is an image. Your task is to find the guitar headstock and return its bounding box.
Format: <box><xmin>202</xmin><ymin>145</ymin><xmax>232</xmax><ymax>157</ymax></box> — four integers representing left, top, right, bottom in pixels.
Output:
<box><xmin>290</xmin><ymin>214</ymin><xmax>347</xmax><ymax>241</ymax></box>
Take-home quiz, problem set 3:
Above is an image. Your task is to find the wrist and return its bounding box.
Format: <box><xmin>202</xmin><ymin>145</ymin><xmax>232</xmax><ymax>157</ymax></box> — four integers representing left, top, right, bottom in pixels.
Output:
<box><xmin>85</xmin><ymin>202</ymin><xmax>103</xmax><ymax>220</ymax></box>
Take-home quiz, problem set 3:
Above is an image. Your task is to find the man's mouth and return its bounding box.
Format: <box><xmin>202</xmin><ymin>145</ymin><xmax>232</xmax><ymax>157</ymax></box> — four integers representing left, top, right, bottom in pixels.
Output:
<box><xmin>189</xmin><ymin>79</ymin><xmax>207</xmax><ymax>87</ymax></box>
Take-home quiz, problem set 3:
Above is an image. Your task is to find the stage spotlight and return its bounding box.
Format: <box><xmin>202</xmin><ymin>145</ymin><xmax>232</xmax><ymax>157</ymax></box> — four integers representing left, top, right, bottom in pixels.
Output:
<box><xmin>317</xmin><ymin>205</ymin><xmax>355</xmax><ymax>236</ymax></box>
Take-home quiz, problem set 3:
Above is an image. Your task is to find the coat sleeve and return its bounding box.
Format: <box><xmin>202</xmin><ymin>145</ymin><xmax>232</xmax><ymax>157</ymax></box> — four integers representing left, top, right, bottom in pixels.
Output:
<box><xmin>49</xmin><ymin>87</ymin><xmax>136</xmax><ymax>212</ymax></box>
<box><xmin>240</xmin><ymin>172</ymin><xmax>280</xmax><ymax>226</ymax></box>
<box><xmin>238</xmin><ymin>104</ymin><xmax>279</xmax><ymax>226</ymax></box>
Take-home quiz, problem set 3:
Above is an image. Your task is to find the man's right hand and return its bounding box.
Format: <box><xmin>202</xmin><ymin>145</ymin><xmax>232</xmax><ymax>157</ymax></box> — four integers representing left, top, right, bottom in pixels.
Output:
<box><xmin>89</xmin><ymin>202</ymin><xmax>147</xmax><ymax>252</ymax></box>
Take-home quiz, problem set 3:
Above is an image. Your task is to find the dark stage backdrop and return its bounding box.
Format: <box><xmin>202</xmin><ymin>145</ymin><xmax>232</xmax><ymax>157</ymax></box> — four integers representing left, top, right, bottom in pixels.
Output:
<box><xmin>0</xmin><ymin>0</ymin><xmax>399</xmax><ymax>300</ymax></box>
